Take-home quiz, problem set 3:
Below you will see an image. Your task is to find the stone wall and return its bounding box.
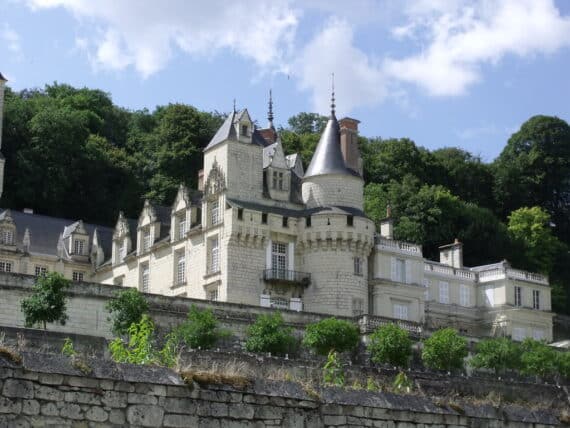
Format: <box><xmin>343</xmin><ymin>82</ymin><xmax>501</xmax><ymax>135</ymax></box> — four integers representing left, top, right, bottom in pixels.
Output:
<box><xmin>0</xmin><ymin>352</ymin><xmax>565</xmax><ymax>427</ymax></box>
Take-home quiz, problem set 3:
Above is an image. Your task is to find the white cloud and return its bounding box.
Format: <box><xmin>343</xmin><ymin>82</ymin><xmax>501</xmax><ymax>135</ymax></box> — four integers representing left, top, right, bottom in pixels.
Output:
<box><xmin>1</xmin><ymin>23</ymin><xmax>22</xmax><ymax>56</ymax></box>
<box><xmin>384</xmin><ymin>0</ymin><xmax>570</xmax><ymax>96</ymax></box>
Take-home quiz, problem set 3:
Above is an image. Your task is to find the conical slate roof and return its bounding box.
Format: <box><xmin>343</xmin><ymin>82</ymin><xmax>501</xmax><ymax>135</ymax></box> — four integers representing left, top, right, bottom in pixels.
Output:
<box><xmin>304</xmin><ymin>113</ymin><xmax>350</xmax><ymax>178</ymax></box>
<box><xmin>0</xmin><ymin>72</ymin><xmax>6</xmax><ymax>82</ymax></box>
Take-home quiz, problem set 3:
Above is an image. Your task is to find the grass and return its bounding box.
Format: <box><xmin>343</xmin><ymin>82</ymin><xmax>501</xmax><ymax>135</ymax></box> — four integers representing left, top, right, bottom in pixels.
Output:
<box><xmin>180</xmin><ymin>360</ymin><xmax>252</xmax><ymax>390</ymax></box>
<box><xmin>0</xmin><ymin>332</ymin><xmax>22</xmax><ymax>365</ymax></box>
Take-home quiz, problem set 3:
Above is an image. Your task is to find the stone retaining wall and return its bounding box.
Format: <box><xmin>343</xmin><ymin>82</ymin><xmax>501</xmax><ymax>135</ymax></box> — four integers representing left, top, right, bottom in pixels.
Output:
<box><xmin>0</xmin><ymin>352</ymin><xmax>565</xmax><ymax>427</ymax></box>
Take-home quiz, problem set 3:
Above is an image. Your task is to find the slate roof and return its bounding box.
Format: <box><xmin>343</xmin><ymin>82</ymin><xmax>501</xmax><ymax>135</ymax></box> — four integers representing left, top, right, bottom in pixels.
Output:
<box><xmin>0</xmin><ymin>72</ymin><xmax>6</xmax><ymax>82</ymax></box>
<box><xmin>226</xmin><ymin>198</ymin><xmax>366</xmax><ymax>218</ymax></box>
<box><xmin>204</xmin><ymin>110</ymin><xmax>272</xmax><ymax>151</ymax></box>
<box><xmin>0</xmin><ymin>209</ymin><xmax>113</xmax><ymax>259</ymax></box>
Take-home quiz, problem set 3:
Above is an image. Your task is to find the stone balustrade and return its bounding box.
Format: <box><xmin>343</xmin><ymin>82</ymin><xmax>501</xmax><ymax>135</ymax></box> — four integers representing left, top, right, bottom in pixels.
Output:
<box><xmin>374</xmin><ymin>236</ymin><xmax>423</xmax><ymax>256</ymax></box>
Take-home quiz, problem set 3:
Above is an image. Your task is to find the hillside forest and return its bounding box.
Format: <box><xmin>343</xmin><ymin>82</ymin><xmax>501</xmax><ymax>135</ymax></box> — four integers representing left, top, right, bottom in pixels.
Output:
<box><xmin>2</xmin><ymin>84</ymin><xmax>570</xmax><ymax>315</ymax></box>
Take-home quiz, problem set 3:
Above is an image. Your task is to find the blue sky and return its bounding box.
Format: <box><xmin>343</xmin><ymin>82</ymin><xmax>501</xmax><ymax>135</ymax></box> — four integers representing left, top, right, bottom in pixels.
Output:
<box><xmin>2</xmin><ymin>0</ymin><xmax>570</xmax><ymax>161</ymax></box>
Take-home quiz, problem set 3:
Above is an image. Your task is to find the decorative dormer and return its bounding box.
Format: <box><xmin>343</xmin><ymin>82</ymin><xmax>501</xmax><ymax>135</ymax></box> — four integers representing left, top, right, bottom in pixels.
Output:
<box><xmin>22</xmin><ymin>228</ymin><xmax>31</xmax><ymax>252</ymax></box>
<box><xmin>204</xmin><ymin>160</ymin><xmax>225</xmax><ymax>228</ymax></box>
<box><xmin>171</xmin><ymin>184</ymin><xmax>190</xmax><ymax>242</ymax></box>
<box><xmin>62</xmin><ymin>220</ymin><xmax>89</xmax><ymax>261</ymax></box>
<box><xmin>112</xmin><ymin>212</ymin><xmax>133</xmax><ymax>265</ymax></box>
<box><xmin>236</xmin><ymin>109</ymin><xmax>253</xmax><ymax>143</ymax></box>
<box><xmin>263</xmin><ymin>140</ymin><xmax>291</xmax><ymax>202</ymax></box>
<box><xmin>137</xmin><ymin>200</ymin><xmax>159</xmax><ymax>254</ymax></box>
<box><xmin>0</xmin><ymin>209</ymin><xmax>16</xmax><ymax>249</ymax></box>
<box><xmin>91</xmin><ymin>228</ymin><xmax>105</xmax><ymax>268</ymax></box>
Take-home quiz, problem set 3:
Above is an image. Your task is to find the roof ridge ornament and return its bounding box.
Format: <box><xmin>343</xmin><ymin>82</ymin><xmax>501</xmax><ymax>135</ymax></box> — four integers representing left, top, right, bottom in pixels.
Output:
<box><xmin>331</xmin><ymin>72</ymin><xmax>335</xmax><ymax>116</ymax></box>
<box><xmin>268</xmin><ymin>89</ymin><xmax>274</xmax><ymax>129</ymax></box>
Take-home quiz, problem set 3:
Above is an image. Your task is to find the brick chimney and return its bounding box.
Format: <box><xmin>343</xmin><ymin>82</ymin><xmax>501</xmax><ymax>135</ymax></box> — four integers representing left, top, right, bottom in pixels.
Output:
<box><xmin>439</xmin><ymin>238</ymin><xmax>463</xmax><ymax>269</ymax></box>
<box><xmin>339</xmin><ymin>117</ymin><xmax>362</xmax><ymax>175</ymax></box>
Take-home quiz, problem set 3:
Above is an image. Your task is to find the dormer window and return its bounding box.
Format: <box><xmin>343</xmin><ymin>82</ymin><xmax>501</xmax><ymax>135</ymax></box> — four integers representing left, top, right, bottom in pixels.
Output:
<box><xmin>210</xmin><ymin>200</ymin><xmax>220</xmax><ymax>226</ymax></box>
<box><xmin>241</xmin><ymin>124</ymin><xmax>248</xmax><ymax>136</ymax></box>
<box><xmin>272</xmin><ymin>171</ymin><xmax>284</xmax><ymax>190</ymax></box>
<box><xmin>0</xmin><ymin>229</ymin><xmax>13</xmax><ymax>245</ymax></box>
<box><xmin>177</xmin><ymin>213</ymin><xmax>187</xmax><ymax>240</ymax></box>
<box><xmin>142</xmin><ymin>229</ymin><xmax>152</xmax><ymax>252</ymax></box>
<box><xmin>74</xmin><ymin>239</ymin><xmax>85</xmax><ymax>255</ymax></box>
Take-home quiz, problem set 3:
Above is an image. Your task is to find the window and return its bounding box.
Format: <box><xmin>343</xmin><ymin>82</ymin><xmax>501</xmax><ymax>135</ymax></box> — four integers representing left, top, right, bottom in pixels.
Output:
<box><xmin>0</xmin><ymin>260</ymin><xmax>12</xmax><ymax>272</ymax></box>
<box><xmin>352</xmin><ymin>298</ymin><xmax>364</xmax><ymax>316</ymax></box>
<box><xmin>532</xmin><ymin>290</ymin><xmax>540</xmax><ymax>309</ymax></box>
<box><xmin>176</xmin><ymin>252</ymin><xmax>186</xmax><ymax>285</ymax></box>
<box><xmin>347</xmin><ymin>215</ymin><xmax>354</xmax><ymax>227</ymax></box>
<box><xmin>423</xmin><ymin>278</ymin><xmax>430</xmax><ymax>301</ymax></box>
<box><xmin>210</xmin><ymin>200</ymin><xmax>220</xmax><ymax>226</ymax></box>
<box><xmin>272</xmin><ymin>171</ymin><xmax>284</xmax><ymax>190</ymax></box>
<box><xmin>282</xmin><ymin>217</ymin><xmax>288</xmax><ymax>228</ymax></box>
<box><xmin>0</xmin><ymin>229</ymin><xmax>13</xmax><ymax>245</ymax></box>
<box><xmin>114</xmin><ymin>276</ymin><xmax>124</xmax><ymax>287</ymax></box>
<box><xmin>391</xmin><ymin>258</ymin><xmax>406</xmax><ymax>283</ymax></box>
<box><xmin>261</xmin><ymin>213</ymin><xmax>268</xmax><ymax>224</ymax></box>
<box><xmin>271</xmin><ymin>242</ymin><xmax>287</xmax><ymax>275</ymax></box>
<box><xmin>241</xmin><ymin>124</ymin><xmax>248</xmax><ymax>136</ymax></box>
<box><xmin>306</xmin><ymin>216</ymin><xmax>311</xmax><ymax>227</ymax></box>
<box><xmin>35</xmin><ymin>265</ymin><xmax>47</xmax><ymax>276</ymax></box>
<box><xmin>270</xmin><ymin>297</ymin><xmax>288</xmax><ymax>309</ymax></box>
<box><xmin>393</xmin><ymin>303</ymin><xmax>409</xmax><ymax>320</ymax></box>
<box><xmin>237</xmin><ymin>208</ymin><xmax>243</xmax><ymax>221</ymax></box>
<box><xmin>178</xmin><ymin>214</ymin><xmax>187</xmax><ymax>240</ymax></box>
<box><xmin>208</xmin><ymin>286</ymin><xmax>219</xmax><ymax>301</ymax></box>
<box><xmin>512</xmin><ymin>326</ymin><xmax>526</xmax><ymax>341</ymax></box>
<box><xmin>142</xmin><ymin>229</ymin><xmax>151</xmax><ymax>252</ymax></box>
<box><xmin>209</xmin><ymin>236</ymin><xmax>219</xmax><ymax>274</ymax></box>
<box><xmin>353</xmin><ymin>257</ymin><xmax>363</xmax><ymax>276</ymax></box>
<box><xmin>459</xmin><ymin>284</ymin><xmax>470</xmax><ymax>307</ymax></box>
<box><xmin>74</xmin><ymin>239</ymin><xmax>84</xmax><ymax>255</ymax></box>
<box><xmin>72</xmin><ymin>271</ymin><xmax>84</xmax><ymax>282</ymax></box>
<box><xmin>141</xmin><ymin>264</ymin><xmax>149</xmax><ymax>292</ymax></box>
<box><xmin>439</xmin><ymin>281</ymin><xmax>449</xmax><ymax>304</ymax></box>
<box><xmin>514</xmin><ymin>286</ymin><xmax>522</xmax><ymax>307</ymax></box>
<box><xmin>533</xmin><ymin>329</ymin><xmax>545</xmax><ymax>341</ymax></box>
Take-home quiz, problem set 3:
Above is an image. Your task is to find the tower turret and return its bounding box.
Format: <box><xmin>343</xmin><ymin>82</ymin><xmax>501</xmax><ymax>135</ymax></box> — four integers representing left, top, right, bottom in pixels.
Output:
<box><xmin>0</xmin><ymin>72</ymin><xmax>7</xmax><ymax>199</ymax></box>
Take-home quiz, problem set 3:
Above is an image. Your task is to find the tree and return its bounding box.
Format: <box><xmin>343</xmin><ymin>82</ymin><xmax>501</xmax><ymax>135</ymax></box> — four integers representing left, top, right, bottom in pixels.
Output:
<box><xmin>21</xmin><ymin>272</ymin><xmax>71</xmax><ymax>329</ymax></box>
<box><xmin>106</xmin><ymin>288</ymin><xmax>149</xmax><ymax>335</ymax></box>
<box><xmin>287</xmin><ymin>112</ymin><xmax>328</xmax><ymax>134</ymax></box>
<box><xmin>166</xmin><ymin>305</ymin><xmax>226</xmax><ymax>350</ymax></box>
<box><xmin>244</xmin><ymin>313</ymin><xmax>295</xmax><ymax>355</ymax></box>
<box><xmin>519</xmin><ymin>338</ymin><xmax>558</xmax><ymax>378</ymax></box>
<box><xmin>421</xmin><ymin>328</ymin><xmax>467</xmax><ymax>372</ymax></box>
<box><xmin>469</xmin><ymin>338</ymin><xmax>521</xmax><ymax>374</ymax></box>
<box><xmin>367</xmin><ymin>324</ymin><xmax>412</xmax><ymax>368</ymax></box>
<box><xmin>302</xmin><ymin>318</ymin><xmax>360</xmax><ymax>356</ymax></box>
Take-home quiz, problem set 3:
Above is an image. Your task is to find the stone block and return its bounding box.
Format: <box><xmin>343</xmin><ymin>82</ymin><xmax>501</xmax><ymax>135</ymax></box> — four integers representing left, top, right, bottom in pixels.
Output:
<box><xmin>199</xmin><ymin>417</ymin><xmax>220</xmax><ymax>428</ymax></box>
<box><xmin>99</xmin><ymin>379</ymin><xmax>114</xmax><ymax>390</ymax></box>
<box><xmin>126</xmin><ymin>404</ymin><xmax>164</xmax><ymax>427</ymax></box>
<box><xmin>160</xmin><ymin>397</ymin><xmax>197</xmax><ymax>414</ymax></box>
<box><xmin>164</xmin><ymin>414</ymin><xmax>199</xmax><ymax>427</ymax></box>
<box><xmin>35</xmin><ymin>384</ymin><xmax>64</xmax><ymax>401</ymax></box>
<box><xmin>101</xmin><ymin>391</ymin><xmax>127</xmax><ymax>408</ymax></box>
<box><xmin>40</xmin><ymin>402</ymin><xmax>59</xmax><ymax>417</ymax></box>
<box><xmin>59</xmin><ymin>403</ymin><xmax>83</xmax><ymax>419</ymax></box>
<box><xmin>323</xmin><ymin>415</ymin><xmax>347</xmax><ymax>426</ymax></box>
<box><xmin>127</xmin><ymin>392</ymin><xmax>158</xmax><ymax>405</ymax></box>
<box><xmin>210</xmin><ymin>402</ymin><xmax>228</xmax><ymax>417</ymax></box>
<box><xmin>135</xmin><ymin>383</ymin><xmax>167</xmax><ymax>396</ymax></box>
<box><xmin>109</xmin><ymin>409</ymin><xmax>125</xmax><ymax>425</ymax></box>
<box><xmin>64</xmin><ymin>391</ymin><xmax>101</xmax><ymax>405</ymax></box>
<box><xmin>114</xmin><ymin>381</ymin><xmax>135</xmax><ymax>392</ymax></box>
<box><xmin>22</xmin><ymin>399</ymin><xmax>39</xmax><ymax>416</ymax></box>
<box><xmin>228</xmin><ymin>403</ymin><xmax>254</xmax><ymax>419</ymax></box>
<box><xmin>167</xmin><ymin>385</ymin><xmax>192</xmax><ymax>397</ymax></box>
<box><xmin>67</xmin><ymin>376</ymin><xmax>99</xmax><ymax>388</ymax></box>
<box><xmin>0</xmin><ymin>397</ymin><xmax>22</xmax><ymax>414</ymax></box>
<box><xmin>85</xmin><ymin>406</ymin><xmax>108</xmax><ymax>422</ymax></box>
<box><xmin>38</xmin><ymin>373</ymin><xmax>64</xmax><ymax>385</ymax></box>
<box><xmin>254</xmin><ymin>405</ymin><xmax>284</xmax><ymax>420</ymax></box>
<box><xmin>2</xmin><ymin>379</ymin><xmax>34</xmax><ymax>399</ymax></box>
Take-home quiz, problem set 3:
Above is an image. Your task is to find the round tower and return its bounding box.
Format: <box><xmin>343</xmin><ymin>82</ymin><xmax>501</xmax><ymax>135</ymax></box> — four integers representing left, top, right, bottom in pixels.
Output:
<box><xmin>299</xmin><ymin>89</ymin><xmax>375</xmax><ymax>317</ymax></box>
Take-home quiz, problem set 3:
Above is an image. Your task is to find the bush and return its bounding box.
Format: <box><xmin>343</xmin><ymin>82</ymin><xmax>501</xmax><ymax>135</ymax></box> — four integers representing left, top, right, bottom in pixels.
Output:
<box><xmin>164</xmin><ymin>305</ymin><xmax>226</xmax><ymax>351</ymax></box>
<box><xmin>109</xmin><ymin>314</ymin><xmax>158</xmax><ymax>365</ymax></box>
<box><xmin>323</xmin><ymin>350</ymin><xmax>344</xmax><ymax>386</ymax></box>
<box><xmin>244</xmin><ymin>312</ymin><xmax>295</xmax><ymax>355</ymax></box>
<box><xmin>557</xmin><ymin>351</ymin><xmax>570</xmax><ymax>379</ymax></box>
<box><xmin>520</xmin><ymin>338</ymin><xmax>558</xmax><ymax>378</ymax></box>
<box><xmin>303</xmin><ymin>318</ymin><xmax>360</xmax><ymax>356</ymax></box>
<box><xmin>469</xmin><ymin>338</ymin><xmax>521</xmax><ymax>374</ymax></box>
<box><xmin>422</xmin><ymin>328</ymin><xmax>467</xmax><ymax>372</ymax></box>
<box><xmin>367</xmin><ymin>323</ymin><xmax>412</xmax><ymax>368</ymax></box>
<box><xmin>106</xmin><ymin>288</ymin><xmax>149</xmax><ymax>335</ymax></box>
<box><xmin>21</xmin><ymin>272</ymin><xmax>71</xmax><ymax>329</ymax></box>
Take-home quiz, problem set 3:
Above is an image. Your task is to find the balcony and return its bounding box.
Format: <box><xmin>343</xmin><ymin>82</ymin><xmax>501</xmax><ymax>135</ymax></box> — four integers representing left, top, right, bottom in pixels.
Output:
<box><xmin>260</xmin><ymin>295</ymin><xmax>303</xmax><ymax>312</ymax></box>
<box><xmin>375</xmin><ymin>236</ymin><xmax>423</xmax><ymax>256</ymax></box>
<box><xmin>263</xmin><ymin>269</ymin><xmax>311</xmax><ymax>286</ymax></box>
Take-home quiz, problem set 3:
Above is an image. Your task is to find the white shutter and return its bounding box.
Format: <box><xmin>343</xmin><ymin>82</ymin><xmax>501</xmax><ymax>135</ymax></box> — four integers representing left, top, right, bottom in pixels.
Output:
<box><xmin>266</xmin><ymin>239</ymin><xmax>272</xmax><ymax>269</ymax></box>
<box><xmin>405</xmin><ymin>261</ymin><xmax>411</xmax><ymax>284</ymax></box>
<box><xmin>402</xmin><ymin>305</ymin><xmax>408</xmax><ymax>320</ymax></box>
<box><xmin>288</xmin><ymin>242</ymin><xmax>294</xmax><ymax>271</ymax></box>
<box><xmin>391</xmin><ymin>258</ymin><xmax>397</xmax><ymax>282</ymax></box>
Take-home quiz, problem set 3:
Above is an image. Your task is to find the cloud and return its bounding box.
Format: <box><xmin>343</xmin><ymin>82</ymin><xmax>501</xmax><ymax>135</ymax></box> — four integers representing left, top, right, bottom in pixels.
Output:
<box><xmin>26</xmin><ymin>0</ymin><xmax>299</xmax><ymax>78</ymax></box>
<box><xmin>1</xmin><ymin>23</ymin><xmax>22</xmax><ymax>57</ymax></box>
<box><xmin>384</xmin><ymin>0</ymin><xmax>570</xmax><ymax>96</ymax></box>
<box><xmin>293</xmin><ymin>18</ymin><xmax>387</xmax><ymax>115</ymax></box>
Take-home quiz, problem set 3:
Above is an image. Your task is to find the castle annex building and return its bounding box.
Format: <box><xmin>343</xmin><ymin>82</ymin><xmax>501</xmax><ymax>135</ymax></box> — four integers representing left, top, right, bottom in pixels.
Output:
<box><xmin>0</xmin><ymin>75</ymin><xmax>554</xmax><ymax>341</ymax></box>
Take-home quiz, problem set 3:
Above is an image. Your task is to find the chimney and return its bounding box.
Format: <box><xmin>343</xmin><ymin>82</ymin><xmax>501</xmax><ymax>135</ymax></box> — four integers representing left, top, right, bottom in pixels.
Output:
<box><xmin>439</xmin><ymin>238</ymin><xmax>463</xmax><ymax>269</ymax></box>
<box><xmin>197</xmin><ymin>169</ymin><xmax>204</xmax><ymax>191</ymax></box>
<box><xmin>379</xmin><ymin>204</ymin><xmax>394</xmax><ymax>239</ymax></box>
<box><xmin>339</xmin><ymin>117</ymin><xmax>362</xmax><ymax>175</ymax></box>
<box><xmin>23</xmin><ymin>208</ymin><xmax>34</xmax><ymax>214</ymax></box>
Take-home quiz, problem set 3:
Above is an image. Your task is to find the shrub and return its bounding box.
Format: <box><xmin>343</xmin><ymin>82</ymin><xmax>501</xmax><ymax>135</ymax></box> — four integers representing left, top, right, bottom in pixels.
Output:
<box><xmin>21</xmin><ymin>272</ymin><xmax>71</xmax><ymax>329</ymax></box>
<box><xmin>367</xmin><ymin>323</ymin><xmax>412</xmax><ymax>368</ymax></box>
<box><xmin>170</xmin><ymin>305</ymin><xmax>226</xmax><ymax>350</ymax></box>
<box><xmin>303</xmin><ymin>318</ymin><xmax>360</xmax><ymax>356</ymax></box>
<box><xmin>520</xmin><ymin>338</ymin><xmax>558</xmax><ymax>378</ymax></box>
<box><xmin>106</xmin><ymin>288</ymin><xmax>149</xmax><ymax>335</ymax></box>
<box><xmin>244</xmin><ymin>312</ymin><xmax>295</xmax><ymax>355</ymax></box>
<box><xmin>392</xmin><ymin>371</ymin><xmax>413</xmax><ymax>393</ymax></box>
<box><xmin>61</xmin><ymin>338</ymin><xmax>76</xmax><ymax>357</ymax></box>
<box><xmin>422</xmin><ymin>328</ymin><xmax>467</xmax><ymax>372</ymax></box>
<box><xmin>323</xmin><ymin>350</ymin><xmax>344</xmax><ymax>386</ymax></box>
<box><xmin>469</xmin><ymin>338</ymin><xmax>521</xmax><ymax>374</ymax></box>
<box><xmin>109</xmin><ymin>315</ymin><xmax>158</xmax><ymax>365</ymax></box>
<box><xmin>557</xmin><ymin>351</ymin><xmax>570</xmax><ymax>379</ymax></box>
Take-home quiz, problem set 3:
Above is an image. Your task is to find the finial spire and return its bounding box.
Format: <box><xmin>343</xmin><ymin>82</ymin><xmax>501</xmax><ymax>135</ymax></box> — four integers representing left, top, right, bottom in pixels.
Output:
<box><xmin>233</xmin><ymin>98</ymin><xmax>236</xmax><ymax>113</ymax></box>
<box><xmin>268</xmin><ymin>89</ymin><xmax>274</xmax><ymax>128</ymax></box>
<box><xmin>330</xmin><ymin>72</ymin><xmax>336</xmax><ymax>116</ymax></box>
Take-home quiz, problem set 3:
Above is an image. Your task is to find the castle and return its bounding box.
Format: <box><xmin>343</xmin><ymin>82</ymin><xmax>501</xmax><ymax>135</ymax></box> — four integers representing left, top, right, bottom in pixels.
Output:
<box><xmin>0</xmin><ymin>75</ymin><xmax>554</xmax><ymax>341</ymax></box>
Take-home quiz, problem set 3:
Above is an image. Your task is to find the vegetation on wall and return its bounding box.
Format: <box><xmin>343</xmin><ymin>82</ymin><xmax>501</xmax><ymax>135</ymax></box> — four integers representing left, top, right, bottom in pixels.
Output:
<box><xmin>106</xmin><ymin>288</ymin><xmax>149</xmax><ymax>335</ymax></box>
<box><xmin>20</xmin><ymin>272</ymin><xmax>71</xmax><ymax>330</ymax></box>
<box><xmin>244</xmin><ymin>312</ymin><xmax>295</xmax><ymax>356</ymax></box>
<box><xmin>367</xmin><ymin>323</ymin><xmax>412</xmax><ymax>368</ymax></box>
<box><xmin>302</xmin><ymin>318</ymin><xmax>360</xmax><ymax>356</ymax></box>
<box><xmin>3</xmin><ymin>83</ymin><xmax>570</xmax><ymax>313</ymax></box>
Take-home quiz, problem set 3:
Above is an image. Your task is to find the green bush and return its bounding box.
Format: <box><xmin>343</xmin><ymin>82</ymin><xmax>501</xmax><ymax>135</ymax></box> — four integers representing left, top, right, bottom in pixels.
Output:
<box><xmin>164</xmin><ymin>305</ymin><xmax>226</xmax><ymax>351</ymax></box>
<box><xmin>557</xmin><ymin>351</ymin><xmax>570</xmax><ymax>379</ymax></box>
<box><xmin>422</xmin><ymin>328</ymin><xmax>467</xmax><ymax>372</ymax></box>
<box><xmin>106</xmin><ymin>288</ymin><xmax>149</xmax><ymax>335</ymax></box>
<box><xmin>244</xmin><ymin>312</ymin><xmax>295</xmax><ymax>355</ymax></box>
<box><xmin>21</xmin><ymin>272</ymin><xmax>71</xmax><ymax>329</ymax></box>
<box><xmin>469</xmin><ymin>338</ymin><xmax>521</xmax><ymax>374</ymax></box>
<box><xmin>109</xmin><ymin>314</ymin><xmax>158</xmax><ymax>365</ymax></box>
<box><xmin>303</xmin><ymin>318</ymin><xmax>360</xmax><ymax>356</ymax></box>
<box><xmin>323</xmin><ymin>350</ymin><xmax>344</xmax><ymax>386</ymax></box>
<box><xmin>520</xmin><ymin>338</ymin><xmax>558</xmax><ymax>378</ymax></box>
<box><xmin>367</xmin><ymin>323</ymin><xmax>412</xmax><ymax>368</ymax></box>
<box><xmin>61</xmin><ymin>338</ymin><xmax>76</xmax><ymax>357</ymax></box>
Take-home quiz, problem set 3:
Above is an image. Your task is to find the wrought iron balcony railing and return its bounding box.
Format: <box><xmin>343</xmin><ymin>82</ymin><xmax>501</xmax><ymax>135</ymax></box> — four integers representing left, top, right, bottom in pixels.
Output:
<box><xmin>263</xmin><ymin>269</ymin><xmax>311</xmax><ymax>286</ymax></box>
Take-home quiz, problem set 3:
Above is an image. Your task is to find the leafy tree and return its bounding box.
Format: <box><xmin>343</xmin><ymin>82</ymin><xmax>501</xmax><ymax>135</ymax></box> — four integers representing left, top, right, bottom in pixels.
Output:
<box><xmin>165</xmin><ymin>305</ymin><xmax>226</xmax><ymax>350</ymax></box>
<box><xmin>287</xmin><ymin>112</ymin><xmax>328</xmax><ymax>134</ymax></box>
<box><xmin>244</xmin><ymin>313</ymin><xmax>295</xmax><ymax>356</ymax></box>
<box><xmin>109</xmin><ymin>314</ymin><xmax>158</xmax><ymax>365</ymax></box>
<box><xmin>21</xmin><ymin>272</ymin><xmax>71</xmax><ymax>329</ymax></box>
<box><xmin>302</xmin><ymin>318</ymin><xmax>360</xmax><ymax>356</ymax></box>
<box><xmin>280</xmin><ymin>130</ymin><xmax>320</xmax><ymax>168</ymax></box>
<box><xmin>421</xmin><ymin>328</ymin><xmax>467</xmax><ymax>372</ymax></box>
<box><xmin>469</xmin><ymin>338</ymin><xmax>521</xmax><ymax>374</ymax></box>
<box><xmin>106</xmin><ymin>288</ymin><xmax>149</xmax><ymax>336</ymax></box>
<box><xmin>367</xmin><ymin>324</ymin><xmax>412</xmax><ymax>368</ymax></box>
<box><xmin>519</xmin><ymin>338</ymin><xmax>558</xmax><ymax>378</ymax></box>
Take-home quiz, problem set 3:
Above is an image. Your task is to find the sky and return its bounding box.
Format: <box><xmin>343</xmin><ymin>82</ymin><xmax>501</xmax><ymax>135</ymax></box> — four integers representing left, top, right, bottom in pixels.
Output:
<box><xmin>2</xmin><ymin>0</ymin><xmax>570</xmax><ymax>161</ymax></box>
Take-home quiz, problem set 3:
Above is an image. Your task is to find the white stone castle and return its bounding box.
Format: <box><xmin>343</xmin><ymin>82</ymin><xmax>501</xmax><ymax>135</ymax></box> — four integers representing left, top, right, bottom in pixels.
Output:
<box><xmin>0</xmin><ymin>75</ymin><xmax>554</xmax><ymax>341</ymax></box>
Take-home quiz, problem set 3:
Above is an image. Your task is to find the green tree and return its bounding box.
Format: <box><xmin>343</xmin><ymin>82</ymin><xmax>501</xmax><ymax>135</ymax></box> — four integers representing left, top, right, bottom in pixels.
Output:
<box><xmin>469</xmin><ymin>338</ymin><xmax>521</xmax><ymax>374</ymax></box>
<box><xmin>519</xmin><ymin>338</ymin><xmax>558</xmax><ymax>378</ymax></box>
<box><xmin>367</xmin><ymin>324</ymin><xmax>412</xmax><ymax>368</ymax></box>
<box><xmin>244</xmin><ymin>313</ymin><xmax>295</xmax><ymax>355</ymax></box>
<box><xmin>287</xmin><ymin>112</ymin><xmax>328</xmax><ymax>134</ymax></box>
<box><xmin>422</xmin><ymin>328</ymin><xmax>467</xmax><ymax>372</ymax></box>
<box><xmin>166</xmin><ymin>305</ymin><xmax>225</xmax><ymax>350</ymax></box>
<box><xmin>21</xmin><ymin>272</ymin><xmax>71</xmax><ymax>329</ymax></box>
<box><xmin>106</xmin><ymin>288</ymin><xmax>149</xmax><ymax>336</ymax></box>
<box><xmin>302</xmin><ymin>318</ymin><xmax>360</xmax><ymax>356</ymax></box>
